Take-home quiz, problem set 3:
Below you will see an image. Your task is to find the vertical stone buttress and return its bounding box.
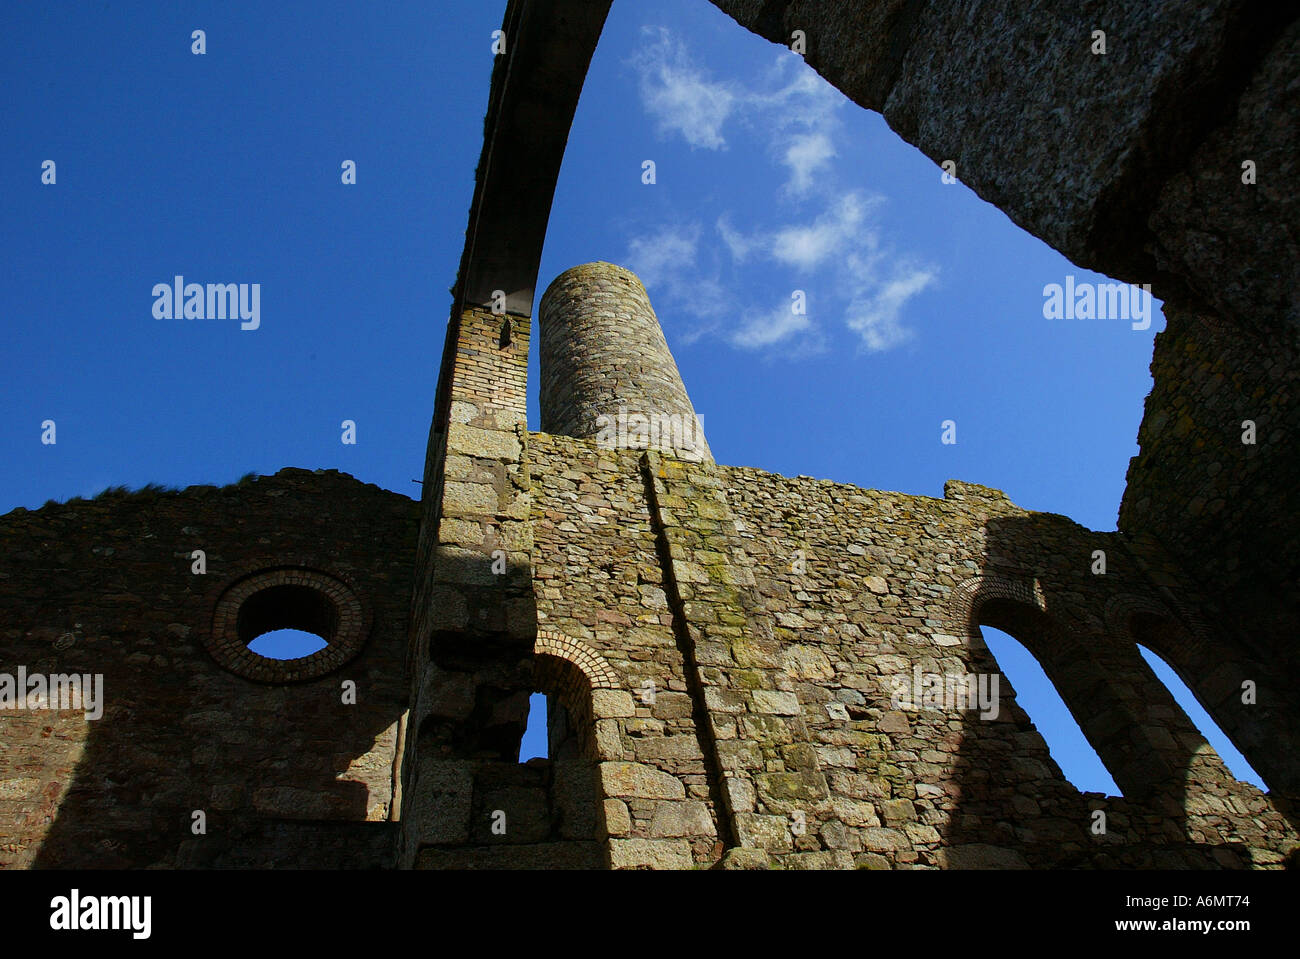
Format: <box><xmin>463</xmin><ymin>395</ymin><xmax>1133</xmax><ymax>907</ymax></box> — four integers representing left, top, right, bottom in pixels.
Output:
<box><xmin>539</xmin><ymin>262</ymin><xmax>712</xmax><ymax>462</ymax></box>
<box><xmin>398</xmin><ymin>301</ymin><xmax>536</xmax><ymax>867</ymax></box>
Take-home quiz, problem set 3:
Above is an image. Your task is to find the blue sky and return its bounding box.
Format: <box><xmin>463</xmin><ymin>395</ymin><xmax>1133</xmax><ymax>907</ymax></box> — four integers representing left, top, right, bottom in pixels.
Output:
<box><xmin>1</xmin><ymin>1</ymin><xmax>1259</xmax><ymax>789</ymax></box>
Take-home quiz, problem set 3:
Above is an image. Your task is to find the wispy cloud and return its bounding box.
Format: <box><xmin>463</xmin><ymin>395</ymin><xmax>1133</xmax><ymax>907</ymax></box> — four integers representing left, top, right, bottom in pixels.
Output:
<box><xmin>626</xmin><ymin>28</ymin><xmax>936</xmax><ymax>355</ymax></box>
<box><xmin>627</xmin><ymin>222</ymin><xmax>700</xmax><ymax>287</ymax></box>
<box><xmin>714</xmin><ymin>196</ymin><xmax>931</xmax><ymax>351</ymax></box>
<box><xmin>781</xmin><ymin>132</ymin><xmax>836</xmax><ymax>196</ymax></box>
<box><xmin>631</xmin><ymin>27</ymin><xmax>847</xmax><ymax>196</ymax></box>
<box><xmin>716</xmin><ymin>214</ymin><xmax>753</xmax><ymax>264</ymax></box>
<box><xmin>752</xmin><ymin>62</ymin><xmax>845</xmax><ymax>197</ymax></box>
<box><xmin>846</xmin><ymin>265</ymin><xmax>937</xmax><ymax>352</ymax></box>
<box><xmin>626</xmin><ymin>223</ymin><xmax>732</xmax><ymax>335</ymax></box>
<box><xmin>769</xmin><ymin>193</ymin><xmax>874</xmax><ymax>271</ymax></box>
<box><xmin>646</xmin><ymin>195</ymin><xmax>934</xmax><ymax>352</ymax></box>
<box><xmin>630</xmin><ymin>27</ymin><xmax>737</xmax><ymax>150</ymax></box>
<box><xmin>730</xmin><ymin>301</ymin><xmax>815</xmax><ymax>350</ymax></box>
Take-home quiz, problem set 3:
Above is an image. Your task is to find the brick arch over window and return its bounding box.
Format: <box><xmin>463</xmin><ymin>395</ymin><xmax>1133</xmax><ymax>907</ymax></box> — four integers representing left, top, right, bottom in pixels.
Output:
<box><xmin>534</xmin><ymin>630</ymin><xmax>620</xmax><ymax>693</ymax></box>
<box><xmin>946</xmin><ymin>574</ymin><xmax>1182</xmax><ymax>800</ymax></box>
<box><xmin>1104</xmin><ymin>593</ymin><xmax>1210</xmax><ymax>661</ymax></box>
<box><xmin>946</xmin><ymin>574</ymin><xmax>1047</xmax><ymax>641</ymax></box>
<box><xmin>207</xmin><ymin>562</ymin><xmax>371</xmax><ymax>683</ymax></box>
<box><xmin>1101</xmin><ymin>593</ymin><xmax>1266</xmax><ymax>716</ymax></box>
<box><xmin>533</xmin><ymin>630</ymin><xmax>620</xmax><ymax>761</ymax></box>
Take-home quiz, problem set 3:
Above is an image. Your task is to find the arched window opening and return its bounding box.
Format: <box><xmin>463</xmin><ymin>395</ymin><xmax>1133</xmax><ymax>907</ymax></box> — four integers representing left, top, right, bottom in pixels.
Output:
<box><xmin>532</xmin><ymin>638</ymin><xmax>609</xmax><ymax>763</ymax></box>
<box><xmin>520</xmin><ymin>692</ymin><xmax>549</xmax><ymax>761</ymax></box>
<box><xmin>1135</xmin><ymin>644</ymin><xmax>1264</xmax><ymax>789</ymax></box>
<box><xmin>977</xmin><ymin>624</ymin><xmax>1120</xmax><ymax>796</ymax></box>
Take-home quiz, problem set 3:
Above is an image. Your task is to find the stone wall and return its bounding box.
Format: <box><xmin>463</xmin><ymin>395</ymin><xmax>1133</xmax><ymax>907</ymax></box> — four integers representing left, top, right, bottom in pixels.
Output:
<box><xmin>0</xmin><ymin>468</ymin><xmax>417</xmax><ymax>868</ymax></box>
<box><xmin>525</xmin><ymin>432</ymin><xmax>1298</xmax><ymax>868</ymax></box>
<box><xmin>718</xmin><ymin>462</ymin><xmax>1295</xmax><ymax>867</ymax></box>
<box><xmin>529</xmin><ymin>433</ymin><xmax>724</xmax><ymax>867</ymax></box>
<box><xmin>1119</xmin><ymin>306</ymin><xmax>1300</xmax><ymax>793</ymax></box>
<box><xmin>5</xmin><ymin>444</ymin><xmax>1292</xmax><ymax>869</ymax></box>
<box><xmin>398</xmin><ymin>297</ymin><xmax>543</xmax><ymax>867</ymax></box>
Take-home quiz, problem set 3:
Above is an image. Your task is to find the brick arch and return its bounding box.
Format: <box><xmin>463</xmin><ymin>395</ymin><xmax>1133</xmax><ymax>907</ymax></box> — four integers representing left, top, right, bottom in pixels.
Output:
<box><xmin>532</xmin><ymin>630</ymin><xmax>620</xmax><ymax>762</ymax></box>
<box><xmin>947</xmin><ymin>574</ymin><xmax>1046</xmax><ymax>640</ymax></box>
<box><xmin>1103</xmin><ymin>591</ymin><xmax>1252</xmax><ymax>710</ymax></box>
<box><xmin>948</xmin><ymin>573</ymin><xmax>1113</xmax><ymax>667</ymax></box>
<box><xmin>534</xmin><ymin>630</ymin><xmax>620</xmax><ymax>692</ymax></box>
<box><xmin>948</xmin><ymin>573</ymin><xmax>1177</xmax><ymax>799</ymax></box>
<box><xmin>1104</xmin><ymin>592</ymin><xmax>1200</xmax><ymax>656</ymax></box>
<box><xmin>207</xmin><ymin>564</ymin><xmax>371</xmax><ymax>683</ymax></box>
<box><xmin>946</xmin><ymin>573</ymin><xmax>1096</xmax><ymax>729</ymax></box>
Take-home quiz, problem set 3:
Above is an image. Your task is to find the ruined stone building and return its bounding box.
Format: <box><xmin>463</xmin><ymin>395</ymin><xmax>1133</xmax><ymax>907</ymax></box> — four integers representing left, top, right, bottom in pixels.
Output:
<box><xmin>1</xmin><ymin>0</ymin><xmax>1296</xmax><ymax>869</ymax></box>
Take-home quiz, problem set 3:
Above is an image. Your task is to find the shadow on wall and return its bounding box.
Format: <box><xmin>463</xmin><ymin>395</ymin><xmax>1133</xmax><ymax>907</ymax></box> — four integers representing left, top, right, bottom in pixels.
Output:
<box><xmin>398</xmin><ymin>646</ymin><xmax>608</xmax><ymax>869</ymax></box>
<box><xmin>0</xmin><ymin>476</ymin><xmax>417</xmax><ymax>869</ymax></box>
<box><xmin>936</xmin><ymin>511</ymin><xmax>1298</xmax><ymax>868</ymax></box>
<box><xmin>22</xmin><ymin>653</ymin><xmax>406</xmax><ymax>869</ymax></box>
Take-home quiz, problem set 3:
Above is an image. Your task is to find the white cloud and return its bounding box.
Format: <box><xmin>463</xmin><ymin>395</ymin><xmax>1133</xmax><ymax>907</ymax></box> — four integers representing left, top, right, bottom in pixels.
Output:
<box><xmin>629</xmin><ymin>194</ymin><xmax>935</xmax><ymax>354</ymax></box>
<box><xmin>625</xmin><ymin>30</ymin><xmax>936</xmax><ymax>356</ymax></box>
<box><xmin>846</xmin><ymin>267</ymin><xmax>937</xmax><ymax>352</ymax></box>
<box><xmin>630</xmin><ymin>28</ymin><xmax>844</xmax><ymax>179</ymax></box>
<box><xmin>626</xmin><ymin>223</ymin><xmax>733</xmax><ymax>337</ymax></box>
<box><xmin>627</xmin><ymin>222</ymin><xmax>700</xmax><ymax>287</ymax></box>
<box><xmin>750</xmin><ymin>59</ymin><xmax>845</xmax><ymax>195</ymax></box>
<box><xmin>756</xmin><ymin>62</ymin><xmax>842</xmax><ymax>123</ymax></box>
<box><xmin>716</xmin><ymin>214</ymin><xmax>753</xmax><ymax>264</ymax></box>
<box><xmin>631</xmin><ymin>27</ymin><xmax>736</xmax><ymax>150</ymax></box>
<box><xmin>715</xmin><ymin>194</ymin><xmax>934</xmax><ymax>350</ymax></box>
<box><xmin>782</xmin><ymin>132</ymin><xmax>836</xmax><ymax>195</ymax></box>
<box><xmin>730</xmin><ymin>302</ymin><xmax>813</xmax><ymax>349</ymax></box>
<box><xmin>770</xmin><ymin>193</ymin><xmax>871</xmax><ymax>270</ymax></box>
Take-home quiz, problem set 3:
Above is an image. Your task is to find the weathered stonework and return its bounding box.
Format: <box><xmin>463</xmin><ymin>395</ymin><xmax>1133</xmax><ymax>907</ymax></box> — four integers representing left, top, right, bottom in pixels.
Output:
<box><xmin>2</xmin><ymin>0</ymin><xmax>1295</xmax><ymax>871</ymax></box>
<box><xmin>522</xmin><ymin>432</ymin><xmax>1298</xmax><ymax>868</ymax></box>
<box><xmin>1118</xmin><ymin>305</ymin><xmax>1300</xmax><ymax>794</ymax></box>
<box><xmin>0</xmin><ymin>469</ymin><xmax>417</xmax><ymax>868</ymax></box>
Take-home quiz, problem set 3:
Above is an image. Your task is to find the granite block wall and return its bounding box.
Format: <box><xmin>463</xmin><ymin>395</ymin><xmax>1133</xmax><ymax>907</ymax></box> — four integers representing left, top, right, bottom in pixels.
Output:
<box><xmin>523</xmin><ymin>432</ymin><xmax>1299</xmax><ymax>869</ymax></box>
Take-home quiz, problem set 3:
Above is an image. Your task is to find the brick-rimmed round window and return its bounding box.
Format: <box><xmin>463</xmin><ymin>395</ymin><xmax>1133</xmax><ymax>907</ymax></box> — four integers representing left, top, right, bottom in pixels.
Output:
<box><xmin>207</xmin><ymin>568</ymin><xmax>369</xmax><ymax>682</ymax></box>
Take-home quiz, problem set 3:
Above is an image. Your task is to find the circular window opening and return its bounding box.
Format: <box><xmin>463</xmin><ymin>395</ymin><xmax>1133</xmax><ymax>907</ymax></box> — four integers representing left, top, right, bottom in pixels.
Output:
<box><xmin>207</xmin><ymin>568</ymin><xmax>369</xmax><ymax>682</ymax></box>
<box><xmin>248</xmin><ymin>628</ymin><xmax>330</xmax><ymax>660</ymax></box>
<box><xmin>236</xmin><ymin>584</ymin><xmax>339</xmax><ymax>650</ymax></box>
